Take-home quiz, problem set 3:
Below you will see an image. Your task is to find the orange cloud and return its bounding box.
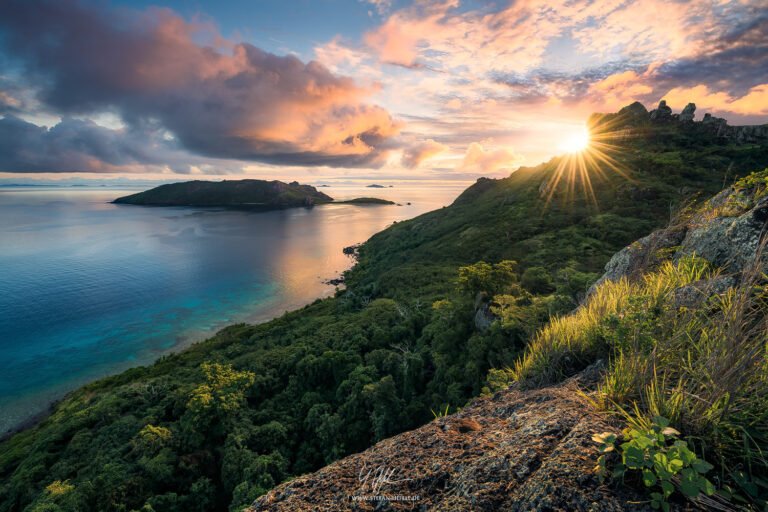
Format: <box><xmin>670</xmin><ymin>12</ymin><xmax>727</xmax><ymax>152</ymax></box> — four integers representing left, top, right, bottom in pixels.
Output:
<box><xmin>0</xmin><ymin>1</ymin><xmax>403</xmax><ymax>169</ymax></box>
<box><xmin>588</xmin><ymin>70</ymin><xmax>654</xmax><ymax>109</ymax></box>
<box><xmin>459</xmin><ymin>142</ymin><xmax>523</xmax><ymax>175</ymax></box>
<box><xmin>401</xmin><ymin>139</ymin><xmax>448</xmax><ymax>168</ymax></box>
<box><xmin>661</xmin><ymin>84</ymin><xmax>768</xmax><ymax>116</ymax></box>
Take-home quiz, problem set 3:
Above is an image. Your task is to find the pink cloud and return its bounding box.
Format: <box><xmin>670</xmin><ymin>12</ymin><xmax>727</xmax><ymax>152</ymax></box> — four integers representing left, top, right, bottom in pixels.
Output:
<box><xmin>0</xmin><ymin>1</ymin><xmax>403</xmax><ymax>169</ymax></box>
<box><xmin>661</xmin><ymin>84</ymin><xmax>768</xmax><ymax>116</ymax></box>
<box><xmin>459</xmin><ymin>142</ymin><xmax>523</xmax><ymax>175</ymax></box>
<box><xmin>401</xmin><ymin>139</ymin><xmax>449</xmax><ymax>168</ymax></box>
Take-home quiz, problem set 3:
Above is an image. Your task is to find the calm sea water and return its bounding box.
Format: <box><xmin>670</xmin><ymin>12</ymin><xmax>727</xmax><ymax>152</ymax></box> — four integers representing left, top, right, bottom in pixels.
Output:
<box><xmin>0</xmin><ymin>183</ymin><xmax>465</xmax><ymax>433</ymax></box>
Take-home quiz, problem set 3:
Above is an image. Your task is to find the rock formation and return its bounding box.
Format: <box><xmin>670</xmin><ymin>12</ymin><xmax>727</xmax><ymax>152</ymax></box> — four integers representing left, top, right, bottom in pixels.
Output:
<box><xmin>590</xmin><ymin>100</ymin><xmax>768</xmax><ymax>145</ymax></box>
<box><xmin>679</xmin><ymin>102</ymin><xmax>696</xmax><ymax>122</ymax></box>
<box><xmin>649</xmin><ymin>99</ymin><xmax>673</xmax><ymax>122</ymax></box>
<box><xmin>590</xmin><ymin>173</ymin><xmax>768</xmax><ymax>296</ymax></box>
<box><xmin>247</xmin><ymin>366</ymin><xmax>653</xmax><ymax>511</ymax></box>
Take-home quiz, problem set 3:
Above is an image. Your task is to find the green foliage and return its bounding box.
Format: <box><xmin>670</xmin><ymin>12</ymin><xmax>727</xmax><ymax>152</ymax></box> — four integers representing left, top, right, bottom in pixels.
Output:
<box><xmin>1</xmin><ymin>118</ymin><xmax>767</xmax><ymax>511</ymax></box>
<box><xmin>431</xmin><ymin>404</ymin><xmax>450</xmax><ymax>419</ymax></box>
<box><xmin>514</xmin><ymin>250</ymin><xmax>768</xmax><ymax>507</ymax></box>
<box><xmin>456</xmin><ymin>260</ymin><xmax>519</xmax><ymax>298</ymax></box>
<box><xmin>593</xmin><ymin>417</ymin><xmax>715</xmax><ymax>511</ymax></box>
<box><xmin>133</xmin><ymin>425</ymin><xmax>173</xmax><ymax>455</ymax></box>
<box><xmin>726</xmin><ymin>168</ymin><xmax>768</xmax><ymax>214</ymax></box>
<box><xmin>520</xmin><ymin>266</ymin><xmax>554</xmax><ymax>294</ymax></box>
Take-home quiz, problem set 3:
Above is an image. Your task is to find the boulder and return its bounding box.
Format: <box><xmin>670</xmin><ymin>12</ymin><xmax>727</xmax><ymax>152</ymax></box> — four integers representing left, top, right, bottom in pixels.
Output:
<box><xmin>677</xmin><ymin>194</ymin><xmax>768</xmax><ymax>275</ymax></box>
<box><xmin>671</xmin><ymin>276</ymin><xmax>737</xmax><ymax>309</ymax></box>
<box><xmin>247</xmin><ymin>380</ymin><xmax>654</xmax><ymax>512</ymax></box>
<box><xmin>474</xmin><ymin>303</ymin><xmax>498</xmax><ymax>330</ymax></box>
<box><xmin>649</xmin><ymin>100</ymin><xmax>673</xmax><ymax>122</ymax></box>
<box><xmin>679</xmin><ymin>102</ymin><xmax>696</xmax><ymax>122</ymax></box>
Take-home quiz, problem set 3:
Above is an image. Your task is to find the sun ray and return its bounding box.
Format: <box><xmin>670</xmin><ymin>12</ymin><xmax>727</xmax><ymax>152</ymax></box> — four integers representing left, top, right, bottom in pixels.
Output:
<box><xmin>539</xmin><ymin>119</ymin><xmax>638</xmax><ymax>215</ymax></box>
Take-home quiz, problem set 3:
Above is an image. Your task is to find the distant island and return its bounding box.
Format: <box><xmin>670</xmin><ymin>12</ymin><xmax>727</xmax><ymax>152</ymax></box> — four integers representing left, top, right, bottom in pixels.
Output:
<box><xmin>334</xmin><ymin>197</ymin><xmax>395</xmax><ymax>205</ymax></box>
<box><xmin>366</xmin><ymin>184</ymin><xmax>385</xmax><ymax>188</ymax></box>
<box><xmin>113</xmin><ymin>179</ymin><xmax>394</xmax><ymax>209</ymax></box>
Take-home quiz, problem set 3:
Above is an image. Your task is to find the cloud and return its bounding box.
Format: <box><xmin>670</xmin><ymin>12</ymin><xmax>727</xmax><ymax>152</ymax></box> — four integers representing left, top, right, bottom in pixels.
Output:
<box><xmin>0</xmin><ymin>0</ymin><xmax>402</xmax><ymax>171</ymax></box>
<box><xmin>356</xmin><ymin>0</ymin><xmax>768</xmax><ymax>104</ymax></box>
<box><xmin>401</xmin><ymin>139</ymin><xmax>448</xmax><ymax>168</ymax></box>
<box><xmin>587</xmin><ymin>70</ymin><xmax>655</xmax><ymax>109</ymax></box>
<box><xmin>361</xmin><ymin>0</ymin><xmax>392</xmax><ymax>15</ymax></box>
<box><xmin>660</xmin><ymin>84</ymin><xmax>768</xmax><ymax>116</ymax></box>
<box><xmin>459</xmin><ymin>142</ymin><xmax>523</xmax><ymax>175</ymax></box>
<box><xmin>0</xmin><ymin>115</ymin><xmax>241</xmax><ymax>174</ymax></box>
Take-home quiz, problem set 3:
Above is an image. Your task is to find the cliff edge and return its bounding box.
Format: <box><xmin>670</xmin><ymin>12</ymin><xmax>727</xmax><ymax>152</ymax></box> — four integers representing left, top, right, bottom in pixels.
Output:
<box><xmin>247</xmin><ymin>369</ymin><xmax>651</xmax><ymax>511</ymax></box>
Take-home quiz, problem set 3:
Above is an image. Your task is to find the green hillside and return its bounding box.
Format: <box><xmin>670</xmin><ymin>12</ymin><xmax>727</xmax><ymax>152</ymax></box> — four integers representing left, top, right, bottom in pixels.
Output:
<box><xmin>1</xmin><ymin>103</ymin><xmax>767</xmax><ymax>512</ymax></box>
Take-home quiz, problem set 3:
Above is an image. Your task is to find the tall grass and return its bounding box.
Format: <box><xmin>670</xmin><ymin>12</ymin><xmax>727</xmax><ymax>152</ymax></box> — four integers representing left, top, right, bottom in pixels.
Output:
<box><xmin>512</xmin><ymin>252</ymin><xmax>768</xmax><ymax>503</ymax></box>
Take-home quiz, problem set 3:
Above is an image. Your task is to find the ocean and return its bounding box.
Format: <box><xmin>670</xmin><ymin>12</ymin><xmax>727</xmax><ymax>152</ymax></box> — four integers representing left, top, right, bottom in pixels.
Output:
<box><xmin>0</xmin><ymin>183</ymin><xmax>466</xmax><ymax>433</ymax></box>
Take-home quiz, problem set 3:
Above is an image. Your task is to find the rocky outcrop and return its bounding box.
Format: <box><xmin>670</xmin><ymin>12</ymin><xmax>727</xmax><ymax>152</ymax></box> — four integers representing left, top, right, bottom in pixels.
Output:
<box><xmin>649</xmin><ymin>99</ymin><xmax>673</xmax><ymax>122</ymax></box>
<box><xmin>587</xmin><ymin>226</ymin><xmax>687</xmax><ymax>296</ymax></box>
<box><xmin>591</xmin><ymin>100</ymin><xmax>768</xmax><ymax>145</ymax></box>
<box><xmin>676</xmin><ymin>190</ymin><xmax>768</xmax><ymax>275</ymax></box>
<box><xmin>679</xmin><ymin>102</ymin><xmax>696</xmax><ymax>123</ymax></box>
<box><xmin>247</xmin><ymin>370</ymin><xmax>652</xmax><ymax>512</ymax></box>
<box><xmin>474</xmin><ymin>303</ymin><xmax>498</xmax><ymax>330</ymax></box>
<box><xmin>590</xmin><ymin>178</ymin><xmax>768</xmax><ymax>296</ymax></box>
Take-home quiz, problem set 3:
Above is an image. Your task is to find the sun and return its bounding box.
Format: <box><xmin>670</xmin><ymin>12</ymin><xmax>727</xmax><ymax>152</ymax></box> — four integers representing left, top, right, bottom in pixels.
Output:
<box><xmin>561</xmin><ymin>126</ymin><xmax>591</xmax><ymax>153</ymax></box>
<box><xmin>540</xmin><ymin>120</ymin><xmax>635</xmax><ymax>214</ymax></box>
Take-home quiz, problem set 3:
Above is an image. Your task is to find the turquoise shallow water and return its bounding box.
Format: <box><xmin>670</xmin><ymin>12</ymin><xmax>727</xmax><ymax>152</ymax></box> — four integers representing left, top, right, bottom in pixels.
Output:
<box><xmin>0</xmin><ymin>184</ymin><xmax>464</xmax><ymax>433</ymax></box>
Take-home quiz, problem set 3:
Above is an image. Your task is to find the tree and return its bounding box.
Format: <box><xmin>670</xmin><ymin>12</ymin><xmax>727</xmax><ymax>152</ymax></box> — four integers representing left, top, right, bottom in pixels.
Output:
<box><xmin>185</xmin><ymin>362</ymin><xmax>255</xmax><ymax>431</ymax></box>
<box><xmin>457</xmin><ymin>260</ymin><xmax>519</xmax><ymax>301</ymax></box>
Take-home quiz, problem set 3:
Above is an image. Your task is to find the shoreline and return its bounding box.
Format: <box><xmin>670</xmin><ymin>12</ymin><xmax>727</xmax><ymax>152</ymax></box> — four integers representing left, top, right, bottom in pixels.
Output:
<box><xmin>0</xmin><ymin>399</ymin><xmax>60</xmax><ymax>442</ymax></box>
<box><xmin>0</xmin><ymin>271</ymin><xmax>344</xmax><ymax>441</ymax></box>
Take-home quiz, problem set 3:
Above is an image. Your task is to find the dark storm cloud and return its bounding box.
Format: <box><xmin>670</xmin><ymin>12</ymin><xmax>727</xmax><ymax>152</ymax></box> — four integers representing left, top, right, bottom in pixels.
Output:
<box><xmin>0</xmin><ymin>115</ymin><xmax>225</xmax><ymax>173</ymax></box>
<box><xmin>0</xmin><ymin>115</ymin><xmax>157</xmax><ymax>172</ymax></box>
<box><xmin>0</xmin><ymin>0</ymin><xmax>401</xmax><ymax>171</ymax></box>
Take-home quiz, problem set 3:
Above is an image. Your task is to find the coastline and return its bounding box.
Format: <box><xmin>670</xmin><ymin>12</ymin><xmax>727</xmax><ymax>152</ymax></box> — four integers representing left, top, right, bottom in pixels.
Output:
<box><xmin>0</xmin><ymin>399</ymin><xmax>59</xmax><ymax>442</ymax></box>
<box><xmin>0</xmin><ymin>272</ymin><xmax>344</xmax><ymax>440</ymax></box>
<box><xmin>0</xmin><ymin>184</ymin><xmax>467</xmax><ymax>441</ymax></box>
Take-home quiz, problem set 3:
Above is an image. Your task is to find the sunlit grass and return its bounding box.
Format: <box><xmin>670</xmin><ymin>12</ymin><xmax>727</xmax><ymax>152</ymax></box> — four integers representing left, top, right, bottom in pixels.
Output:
<box><xmin>509</xmin><ymin>250</ymin><xmax>768</xmax><ymax>504</ymax></box>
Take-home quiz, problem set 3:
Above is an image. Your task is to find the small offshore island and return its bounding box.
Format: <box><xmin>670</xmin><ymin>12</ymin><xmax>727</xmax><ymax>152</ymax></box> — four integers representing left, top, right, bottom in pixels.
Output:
<box><xmin>113</xmin><ymin>179</ymin><xmax>394</xmax><ymax>208</ymax></box>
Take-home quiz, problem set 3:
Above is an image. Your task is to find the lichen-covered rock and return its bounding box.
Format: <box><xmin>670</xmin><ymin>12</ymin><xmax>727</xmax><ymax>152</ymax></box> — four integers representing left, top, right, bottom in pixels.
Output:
<box><xmin>474</xmin><ymin>303</ymin><xmax>498</xmax><ymax>330</ymax></box>
<box><xmin>679</xmin><ymin>103</ymin><xmax>696</xmax><ymax>123</ymax></box>
<box><xmin>671</xmin><ymin>276</ymin><xmax>737</xmax><ymax>308</ymax></box>
<box><xmin>587</xmin><ymin>226</ymin><xmax>687</xmax><ymax>296</ymax></box>
<box><xmin>590</xmin><ymin>182</ymin><xmax>768</xmax><ymax>295</ymax></box>
<box><xmin>246</xmin><ymin>381</ymin><xmax>653</xmax><ymax>512</ymax></box>
<box><xmin>677</xmin><ymin>195</ymin><xmax>768</xmax><ymax>274</ymax></box>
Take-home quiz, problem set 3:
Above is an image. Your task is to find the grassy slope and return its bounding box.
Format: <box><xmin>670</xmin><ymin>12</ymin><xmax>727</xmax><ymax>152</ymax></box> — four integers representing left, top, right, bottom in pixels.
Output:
<box><xmin>1</xmin><ymin>109</ymin><xmax>767</xmax><ymax>512</ymax></box>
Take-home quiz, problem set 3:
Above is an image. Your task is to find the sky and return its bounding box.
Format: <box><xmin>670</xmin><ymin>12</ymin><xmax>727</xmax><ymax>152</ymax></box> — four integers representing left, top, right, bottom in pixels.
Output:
<box><xmin>0</xmin><ymin>0</ymin><xmax>766</xmax><ymax>184</ymax></box>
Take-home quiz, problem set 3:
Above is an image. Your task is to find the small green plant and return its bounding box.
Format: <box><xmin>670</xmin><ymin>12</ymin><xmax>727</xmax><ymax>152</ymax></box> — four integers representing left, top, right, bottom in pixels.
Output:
<box><xmin>431</xmin><ymin>404</ymin><xmax>450</xmax><ymax>418</ymax></box>
<box><xmin>592</xmin><ymin>416</ymin><xmax>716</xmax><ymax>511</ymax></box>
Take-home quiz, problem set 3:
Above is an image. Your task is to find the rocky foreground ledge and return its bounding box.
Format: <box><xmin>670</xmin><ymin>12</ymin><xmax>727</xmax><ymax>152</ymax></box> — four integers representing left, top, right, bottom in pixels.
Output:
<box><xmin>247</xmin><ymin>369</ymin><xmax>652</xmax><ymax>511</ymax></box>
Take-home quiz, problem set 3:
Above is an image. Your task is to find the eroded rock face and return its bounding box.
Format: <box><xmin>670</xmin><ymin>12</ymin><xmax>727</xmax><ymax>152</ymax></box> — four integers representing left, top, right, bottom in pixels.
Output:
<box><xmin>247</xmin><ymin>380</ymin><xmax>652</xmax><ymax>512</ymax></box>
<box><xmin>591</xmin><ymin>185</ymin><xmax>768</xmax><ymax>296</ymax></box>
<box><xmin>587</xmin><ymin>226</ymin><xmax>687</xmax><ymax>296</ymax></box>
<box><xmin>649</xmin><ymin>100</ymin><xmax>673</xmax><ymax>122</ymax></box>
<box><xmin>679</xmin><ymin>103</ymin><xmax>696</xmax><ymax>123</ymax></box>
<box><xmin>678</xmin><ymin>195</ymin><xmax>768</xmax><ymax>274</ymax></box>
<box><xmin>672</xmin><ymin>276</ymin><xmax>737</xmax><ymax>309</ymax></box>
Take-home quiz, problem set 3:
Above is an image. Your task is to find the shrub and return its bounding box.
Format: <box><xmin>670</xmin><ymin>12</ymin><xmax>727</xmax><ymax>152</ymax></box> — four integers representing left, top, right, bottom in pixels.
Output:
<box><xmin>512</xmin><ymin>253</ymin><xmax>768</xmax><ymax>507</ymax></box>
<box><xmin>594</xmin><ymin>417</ymin><xmax>715</xmax><ymax>511</ymax></box>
